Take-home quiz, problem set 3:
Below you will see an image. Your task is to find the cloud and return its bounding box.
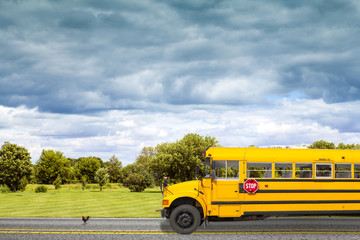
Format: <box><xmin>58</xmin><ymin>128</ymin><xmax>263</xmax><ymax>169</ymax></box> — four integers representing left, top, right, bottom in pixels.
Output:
<box><xmin>1</xmin><ymin>0</ymin><xmax>360</xmax><ymax>114</ymax></box>
<box><xmin>1</xmin><ymin>99</ymin><xmax>360</xmax><ymax>164</ymax></box>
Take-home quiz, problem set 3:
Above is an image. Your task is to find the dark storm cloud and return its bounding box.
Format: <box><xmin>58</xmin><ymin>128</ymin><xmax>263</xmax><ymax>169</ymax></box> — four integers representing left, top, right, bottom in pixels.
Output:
<box><xmin>59</xmin><ymin>11</ymin><xmax>97</xmax><ymax>30</ymax></box>
<box><xmin>0</xmin><ymin>0</ymin><xmax>360</xmax><ymax>113</ymax></box>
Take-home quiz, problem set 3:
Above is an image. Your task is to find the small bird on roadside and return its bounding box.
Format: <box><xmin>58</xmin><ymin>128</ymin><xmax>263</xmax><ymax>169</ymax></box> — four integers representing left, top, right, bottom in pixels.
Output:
<box><xmin>82</xmin><ymin>216</ymin><xmax>90</xmax><ymax>225</ymax></box>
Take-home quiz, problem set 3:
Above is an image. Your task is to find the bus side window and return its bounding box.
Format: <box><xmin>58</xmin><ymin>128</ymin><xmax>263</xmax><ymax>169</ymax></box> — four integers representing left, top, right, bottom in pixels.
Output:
<box><xmin>213</xmin><ymin>161</ymin><xmax>239</xmax><ymax>180</ymax></box>
<box><xmin>227</xmin><ymin>161</ymin><xmax>239</xmax><ymax>179</ymax></box>
<box><xmin>354</xmin><ymin>164</ymin><xmax>360</xmax><ymax>178</ymax></box>
<box><xmin>275</xmin><ymin>163</ymin><xmax>292</xmax><ymax>178</ymax></box>
<box><xmin>335</xmin><ymin>163</ymin><xmax>351</xmax><ymax>178</ymax></box>
<box><xmin>315</xmin><ymin>163</ymin><xmax>332</xmax><ymax>178</ymax></box>
<box><xmin>295</xmin><ymin>163</ymin><xmax>312</xmax><ymax>178</ymax></box>
<box><xmin>247</xmin><ymin>163</ymin><xmax>272</xmax><ymax>178</ymax></box>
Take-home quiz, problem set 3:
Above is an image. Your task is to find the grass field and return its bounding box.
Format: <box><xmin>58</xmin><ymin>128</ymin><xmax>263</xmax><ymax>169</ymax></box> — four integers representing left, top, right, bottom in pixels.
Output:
<box><xmin>0</xmin><ymin>184</ymin><xmax>163</xmax><ymax>218</ymax></box>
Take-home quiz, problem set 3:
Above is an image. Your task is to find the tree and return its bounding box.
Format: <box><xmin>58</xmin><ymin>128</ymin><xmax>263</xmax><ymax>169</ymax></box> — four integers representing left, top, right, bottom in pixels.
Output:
<box><xmin>308</xmin><ymin>140</ymin><xmax>360</xmax><ymax>150</ymax></box>
<box><xmin>94</xmin><ymin>168</ymin><xmax>109</xmax><ymax>191</ymax></box>
<box><xmin>308</xmin><ymin>140</ymin><xmax>335</xmax><ymax>149</ymax></box>
<box><xmin>106</xmin><ymin>155</ymin><xmax>122</xmax><ymax>183</ymax></box>
<box><xmin>67</xmin><ymin>158</ymin><xmax>81</xmax><ymax>182</ymax></box>
<box><xmin>0</xmin><ymin>142</ymin><xmax>33</xmax><ymax>192</ymax></box>
<box><xmin>78</xmin><ymin>157</ymin><xmax>102</xmax><ymax>183</ymax></box>
<box><xmin>36</xmin><ymin>150</ymin><xmax>71</xmax><ymax>184</ymax></box>
<box><xmin>150</xmin><ymin>133</ymin><xmax>220</xmax><ymax>183</ymax></box>
<box><xmin>136</xmin><ymin>147</ymin><xmax>156</xmax><ymax>168</ymax></box>
<box><xmin>336</xmin><ymin>143</ymin><xmax>360</xmax><ymax>150</ymax></box>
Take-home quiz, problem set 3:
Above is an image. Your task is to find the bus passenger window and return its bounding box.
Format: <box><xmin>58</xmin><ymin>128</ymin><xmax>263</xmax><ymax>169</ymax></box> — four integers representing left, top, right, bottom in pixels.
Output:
<box><xmin>275</xmin><ymin>163</ymin><xmax>292</xmax><ymax>178</ymax></box>
<box><xmin>213</xmin><ymin>161</ymin><xmax>239</xmax><ymax>180</ymax></box>
<box><xmin>335</xmin><ymin>164</ymin><xmax>351</xmax><ymax>178</ymax></box>
<box><xmin>315</xmin><ymin>163</ymin><xmax>332</xmax><ymax>178</ymax></box>
<box><xmin>227</xmin><ymin>161</ymin><xmax>239</xmax><ymax>179</ymax></box>
<box><xmin>247</xmin><ymin>163</ymin><xmax>272</xmax><ymax>178</ymax></box>
<box><xmin>295</xmin><ymin>163</ymin><xmax>312</xmax><ymax>178</ymax></box>
<box><xmin>354</xmin><ymin>164</ymin><xmax>360</xmax><ymax>178</ymax></box>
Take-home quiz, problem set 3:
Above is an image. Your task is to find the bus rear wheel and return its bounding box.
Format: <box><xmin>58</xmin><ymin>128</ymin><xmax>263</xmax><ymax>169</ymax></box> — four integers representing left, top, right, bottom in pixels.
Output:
<box><xmin>169</xmin><ymin>204</ymin><xmax>201</xmax><ymax>234</ymax></box>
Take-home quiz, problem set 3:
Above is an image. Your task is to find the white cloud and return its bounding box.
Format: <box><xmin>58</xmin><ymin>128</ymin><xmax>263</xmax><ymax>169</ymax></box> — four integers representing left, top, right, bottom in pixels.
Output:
<box><xmin>1</xmin><ymin>99</ymin><xmax>360</xmax><ymax>165</ymax></box>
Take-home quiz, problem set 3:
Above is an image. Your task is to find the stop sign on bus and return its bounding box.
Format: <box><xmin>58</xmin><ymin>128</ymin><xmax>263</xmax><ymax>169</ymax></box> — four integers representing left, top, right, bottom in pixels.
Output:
<box><xmin>244</xmin><ymin>179</ymin><xmax>259</xmax><ymax>193</ymax></box>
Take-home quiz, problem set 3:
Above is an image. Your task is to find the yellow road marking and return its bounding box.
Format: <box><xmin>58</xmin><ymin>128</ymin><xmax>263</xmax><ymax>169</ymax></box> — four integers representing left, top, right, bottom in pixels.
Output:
<box><xmin>2</xmin><ymin>228</ymin><xmax>359</xmax><ymax>232</ymax></box>
<box><xmin>1</xmin><ymin>229</ymin><xmax>360</xmax><ymax>235</ymax></box>
<box><xmin>0</xmin><ymin>229</ymin><xmax>173</xmax><ymax>232</ymax></box>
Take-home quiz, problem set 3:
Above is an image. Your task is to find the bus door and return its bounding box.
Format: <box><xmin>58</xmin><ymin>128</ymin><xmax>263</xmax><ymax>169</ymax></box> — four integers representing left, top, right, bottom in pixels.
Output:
<box><xmin>211</xmin><ymin>160</ymin><xmax>241</xmax><ymax>217</ymax></box>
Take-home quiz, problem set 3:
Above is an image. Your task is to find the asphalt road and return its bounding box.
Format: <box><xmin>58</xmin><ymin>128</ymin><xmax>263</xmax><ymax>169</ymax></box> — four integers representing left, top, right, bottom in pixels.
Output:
<box><xmin>1</xmin><ymin>217</ymin><xmax>360</xmax><ymax>240</ymax></box>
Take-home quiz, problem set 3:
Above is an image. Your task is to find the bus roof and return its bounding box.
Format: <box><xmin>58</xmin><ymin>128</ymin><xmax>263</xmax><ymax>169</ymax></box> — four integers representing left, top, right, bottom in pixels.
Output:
<box><xmin>206</xmin><ymin>147</ymin><xmax>360</xmax><ymax>163</ymax></box>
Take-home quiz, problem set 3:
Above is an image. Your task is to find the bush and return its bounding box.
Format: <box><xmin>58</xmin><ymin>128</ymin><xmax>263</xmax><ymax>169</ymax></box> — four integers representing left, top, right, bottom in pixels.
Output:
<box><xmin>124</xmin><ymin>173</ymin><xmax>149</xmax><ymax>192</ymax></box>
<box><xmin>0</xmin><ymin>185</ymin><xmax>11</xmax><ymax>194</ymax></box>
<box><xmin>53</xmin><ymin>175</ymin><xmax>62</xmax><ymax>190</ymax></box>
<box><xmin>35</xmin><ymin>185</ymin><xmax>48</xmax><ymax>193</ymax></box>
<box><xmin>121</xmin><ymin>164</ymin><xmax>153</xmax><ymax>192</ymax></box>
<box><xmin>81</xmin><ymin>176</ymin><xmax>87</xmax><ymax>191</ymax></box>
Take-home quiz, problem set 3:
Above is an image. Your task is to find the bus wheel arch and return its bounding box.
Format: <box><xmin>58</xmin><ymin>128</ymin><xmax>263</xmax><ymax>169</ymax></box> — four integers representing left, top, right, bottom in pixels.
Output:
<box><xmin>169</xmin><ymin>197</ymin><xmax>205</xmax><ymax>219</ymax></box>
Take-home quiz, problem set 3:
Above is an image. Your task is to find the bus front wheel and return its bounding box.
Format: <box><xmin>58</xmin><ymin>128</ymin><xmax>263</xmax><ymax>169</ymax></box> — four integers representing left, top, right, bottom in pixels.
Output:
<box><xmin>169</xmin><ymin>204</ymin><xmax>201</xmax><ymax>234</ymax></box>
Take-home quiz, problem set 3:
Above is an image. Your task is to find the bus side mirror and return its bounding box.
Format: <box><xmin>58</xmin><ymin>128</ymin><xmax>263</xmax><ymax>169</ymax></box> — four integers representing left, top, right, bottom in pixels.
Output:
<box><xmin>163</xmin><ymin>177</ymin><xmax>169</xmax><ymax>189</ymax></box>
<box><xmin>195</xmin><ymin>164</ymin><xmax>200</xmax><ymax>179</ymax></box>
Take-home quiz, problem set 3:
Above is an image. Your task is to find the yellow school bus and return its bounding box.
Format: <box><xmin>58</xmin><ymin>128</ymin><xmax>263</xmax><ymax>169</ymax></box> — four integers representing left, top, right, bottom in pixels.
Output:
<box><xmin>161</xmin><ymin>147</ymin><xmax>360</xmax><ymax>234</ymax></box>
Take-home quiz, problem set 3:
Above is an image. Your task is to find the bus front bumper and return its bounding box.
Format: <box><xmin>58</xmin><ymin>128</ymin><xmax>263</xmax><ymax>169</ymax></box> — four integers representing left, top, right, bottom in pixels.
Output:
<box><xmin>160</xmin><ymin>208</ymin><xmax>169</xmax><ymax>218</ymax></box>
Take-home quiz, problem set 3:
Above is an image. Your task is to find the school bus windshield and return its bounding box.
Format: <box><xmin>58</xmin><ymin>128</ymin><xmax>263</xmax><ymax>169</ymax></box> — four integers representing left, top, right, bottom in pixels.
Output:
<box><xmin>203</xmin><ymin>157</ymin><xmax>210</xmax><ymax>178</ymax></box>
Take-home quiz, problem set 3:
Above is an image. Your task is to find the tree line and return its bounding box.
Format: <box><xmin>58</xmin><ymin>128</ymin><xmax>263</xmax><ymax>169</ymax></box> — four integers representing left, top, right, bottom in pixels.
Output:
<box><xmin>1</xmin><ymin>137</ymin><xmax>359</xmax><ymax>193</ymax></box>
<box><xmin>308</xmin><ymin>140</ymin><xmax>360</xmax><ymax>150</ymax></box>
<box><xmin>0</xmin><ymin>133</ymin><xmax>219</xmax><ymax>192</ymax></box>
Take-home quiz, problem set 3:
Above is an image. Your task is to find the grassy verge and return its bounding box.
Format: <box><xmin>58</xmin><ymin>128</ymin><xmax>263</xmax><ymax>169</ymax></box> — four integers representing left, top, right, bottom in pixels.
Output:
<box><xmin>0</xmin><ymin>184</ymin><xmax>162</xmax><ymax>218</ymax></box>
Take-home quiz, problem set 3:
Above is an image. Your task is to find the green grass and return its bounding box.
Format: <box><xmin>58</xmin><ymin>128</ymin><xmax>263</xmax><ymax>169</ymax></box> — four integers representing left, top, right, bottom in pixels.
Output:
<box><xmin>0</xmin><ymin>184</ymin><xmax>162</xmax><ymax>218</ymax></box>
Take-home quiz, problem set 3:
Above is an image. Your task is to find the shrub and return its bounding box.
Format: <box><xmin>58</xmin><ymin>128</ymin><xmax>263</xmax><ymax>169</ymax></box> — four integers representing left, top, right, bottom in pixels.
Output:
<box><xmin>35</xmin><ymin>185</ymin><xmax>48</xmax><ymax>193</ymax></box>
<box><xmin>81</xmin><ymin>176</ymin><xmax>87</xmax><ymax>191</ymax></box>
<box><xmin>121</xmin><ymin>164</ymin><xmax>153</xmax><ymax>192</ymax></box>
<box><xmin>53</xmin><ymin>175</ymin><xmax>62</xmax><ymax>190</ymax></box>
<box><xmin>0</xmin><ymin>185</ymin><xmax>11</xmax><ymax>194</ymax></box>
<box><xmin>124</xmin><ymin>173</ymin><xmax>149</xmax><ymax>192</ymax></box>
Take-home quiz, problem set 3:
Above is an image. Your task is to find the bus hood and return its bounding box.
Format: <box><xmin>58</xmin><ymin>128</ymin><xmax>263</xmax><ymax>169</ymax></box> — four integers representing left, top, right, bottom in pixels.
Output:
<box><xmin>164</xmin><ymin>180</ymin><xmax>200</xmax><ymax>197</ymax></box>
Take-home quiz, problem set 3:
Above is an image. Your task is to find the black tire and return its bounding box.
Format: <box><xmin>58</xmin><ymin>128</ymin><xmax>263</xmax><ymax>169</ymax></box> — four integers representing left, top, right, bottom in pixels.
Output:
<box><xmin>169</xmin><ymin>204</ymin><xmax>201</xmax><ymax>234</ymax></box>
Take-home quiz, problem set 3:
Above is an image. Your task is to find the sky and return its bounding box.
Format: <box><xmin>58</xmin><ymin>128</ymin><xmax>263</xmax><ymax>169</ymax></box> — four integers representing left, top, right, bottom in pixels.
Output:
<box><xmin>1</xmin><ymin>0</ymin><xmax>360</xmax><ymax>165</ymax></box>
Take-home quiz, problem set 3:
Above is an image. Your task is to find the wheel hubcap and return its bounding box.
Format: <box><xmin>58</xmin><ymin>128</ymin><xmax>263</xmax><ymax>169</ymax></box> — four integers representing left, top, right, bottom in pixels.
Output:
<box><xmin>177</xmin><ymin>212</ymin><xmax>193</xmax><ymax>228</ymax></box>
